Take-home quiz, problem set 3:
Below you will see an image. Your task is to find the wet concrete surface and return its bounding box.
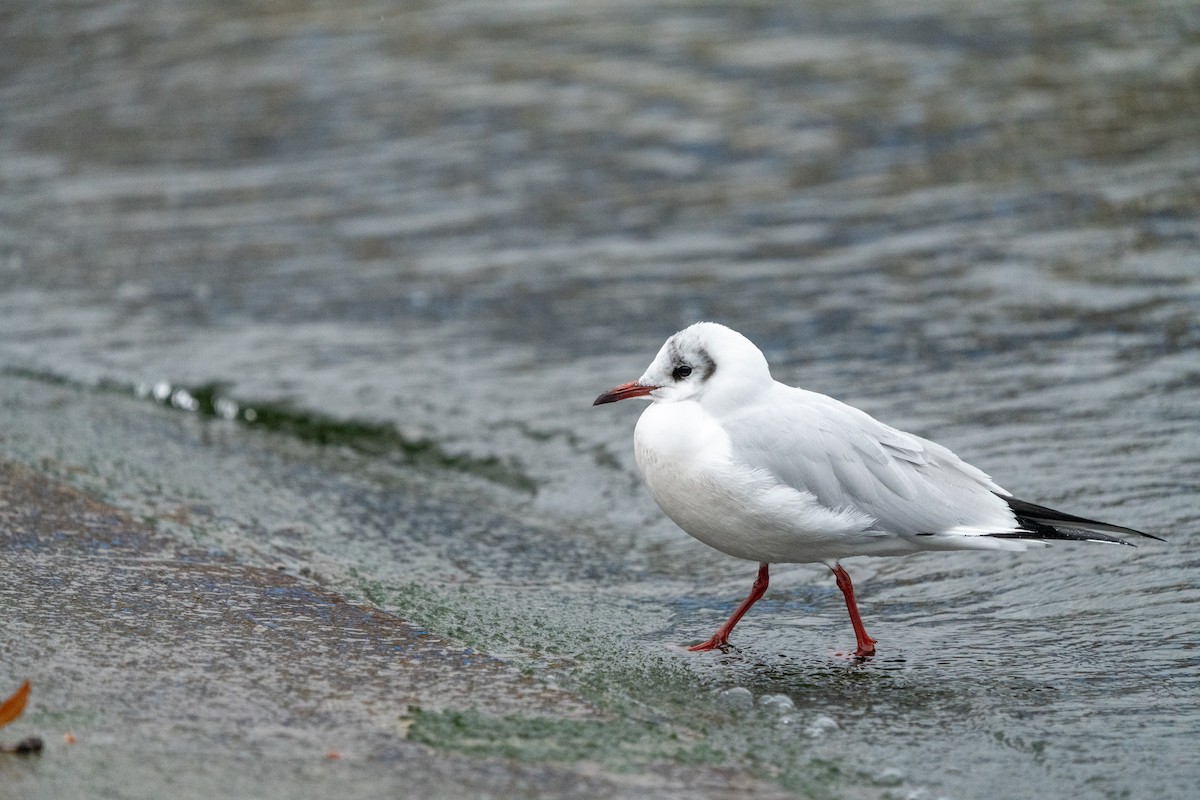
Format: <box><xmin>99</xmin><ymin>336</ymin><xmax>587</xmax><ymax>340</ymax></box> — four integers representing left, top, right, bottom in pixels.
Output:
<box><xmin>0</xmin><ymin>454</ymin><xmax>795</xmax><ymax>800</ymax></box>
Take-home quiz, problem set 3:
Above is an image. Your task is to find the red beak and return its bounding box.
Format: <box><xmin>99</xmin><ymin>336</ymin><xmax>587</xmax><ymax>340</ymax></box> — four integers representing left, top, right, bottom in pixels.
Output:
<box><xmin>593</xmin><ymin>381</ymin><xmax>656</xmax><ymax>405</ymax></box>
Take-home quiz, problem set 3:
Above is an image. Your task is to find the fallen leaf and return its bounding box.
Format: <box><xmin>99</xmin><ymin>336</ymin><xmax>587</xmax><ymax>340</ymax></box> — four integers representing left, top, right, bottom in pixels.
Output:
<box><xmin>0</xmin><ymin>682</ymin><xmax>31</xmax><ymax>728</ymax></box>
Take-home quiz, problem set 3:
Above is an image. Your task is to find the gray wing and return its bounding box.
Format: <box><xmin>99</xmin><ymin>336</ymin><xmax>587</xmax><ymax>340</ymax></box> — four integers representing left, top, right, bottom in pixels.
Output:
<box><xmin>722</xmin><ymin>385</ymin><xmax>1018</xmax><ymax>537</ymax></box>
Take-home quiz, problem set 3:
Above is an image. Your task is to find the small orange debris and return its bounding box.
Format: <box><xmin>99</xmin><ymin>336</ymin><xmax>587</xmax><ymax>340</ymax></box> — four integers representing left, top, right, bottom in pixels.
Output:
<box><xmin>64</xmin><ymin>732</ymin><xmax>77</xmax><ymax>744</ymax></box>
<box><xmin>325</xmin><ymin>750</ymin><xmax>341</xmax><ymax>760</ymax></box>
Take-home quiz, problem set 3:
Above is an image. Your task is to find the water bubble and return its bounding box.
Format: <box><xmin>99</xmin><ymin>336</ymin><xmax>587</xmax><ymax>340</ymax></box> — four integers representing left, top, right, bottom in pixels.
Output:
<box><xmin>152</xmin><ymin>380</ymin><xmax>172</xmax><ymax>402</ymax></box>
<box><xmin>715</xmin><ymin>686</ymin><xmax>753</xmax><ymax>710</ymax></box>
<box><xmin>171</xmin><ymin>388</ymin><xmax>199</xmax><ymax>412</ymax></box>
<box><xmin>215</xmin><ymin>397</ymin><xmax>240</xmax><ymax>420</ymax></box>
<box><xmin>805</xmin><ymin>714</ymin><xmax>839</xmax><ymax>738</ymax></box>
<box><xmin>874</xmin><ymin>767</ymin><xmax>905</xmax><ymax>787</ymax></box>
<box><xmin>756</xmin><ymin>693</ymin><xmax>795</xmax><ymax>713</ymax></box>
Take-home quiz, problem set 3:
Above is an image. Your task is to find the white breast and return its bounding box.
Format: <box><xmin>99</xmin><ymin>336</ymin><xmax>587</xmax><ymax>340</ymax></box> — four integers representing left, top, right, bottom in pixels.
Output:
<box><xmin>633</xmin><ymin>401</ymin><xmax>891</xmax><ymax>564</ymax></box>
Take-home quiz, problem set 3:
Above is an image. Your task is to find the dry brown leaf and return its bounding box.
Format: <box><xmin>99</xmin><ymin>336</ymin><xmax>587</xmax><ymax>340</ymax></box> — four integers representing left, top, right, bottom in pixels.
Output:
<box><xmin>0</xmin><ymin>681</ymin><xmax>31</xmax><ymax>728</ymax></box>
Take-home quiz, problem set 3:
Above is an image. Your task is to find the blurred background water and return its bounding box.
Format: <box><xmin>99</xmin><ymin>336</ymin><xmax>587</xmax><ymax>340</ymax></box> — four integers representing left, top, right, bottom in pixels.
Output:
<box><xmin>1</xmin><ymin>1</ymin><xmax>1198</xmax><ymax>798</ymax></box>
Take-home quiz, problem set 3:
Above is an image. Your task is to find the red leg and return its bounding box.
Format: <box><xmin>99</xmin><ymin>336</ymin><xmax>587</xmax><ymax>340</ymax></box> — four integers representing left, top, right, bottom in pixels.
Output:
<box><xmin>831</xmin><ymin>563</ymin><xmax>876</xmax><ymax>657</ymax></box>
<box><xmin>688</xmin><ymin>562</ymin><xmax>770</xmax><ymax>652</ymax></box>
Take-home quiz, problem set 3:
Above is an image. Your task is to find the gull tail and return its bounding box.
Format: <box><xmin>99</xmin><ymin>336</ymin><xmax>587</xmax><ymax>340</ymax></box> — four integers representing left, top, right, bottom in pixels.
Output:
<box><xmin>988</xmin><ymin>495</ymin><xmax>1165</xmax><ymax>546</ymax></box>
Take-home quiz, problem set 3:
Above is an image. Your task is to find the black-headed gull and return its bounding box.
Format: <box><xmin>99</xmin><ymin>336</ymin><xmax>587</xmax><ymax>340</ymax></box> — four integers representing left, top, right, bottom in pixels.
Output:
<box><xmin>594</xmin><ymin>322</ymin><xmax>1160</xmax><ymax>657</ymax></box>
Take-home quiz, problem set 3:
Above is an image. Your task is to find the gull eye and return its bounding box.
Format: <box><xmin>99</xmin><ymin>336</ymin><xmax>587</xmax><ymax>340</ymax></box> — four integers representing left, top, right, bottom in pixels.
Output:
<box><xmin>672</xmin><ymin>364</ymin><xmax>693</xmax><ymax>381</ymax></box>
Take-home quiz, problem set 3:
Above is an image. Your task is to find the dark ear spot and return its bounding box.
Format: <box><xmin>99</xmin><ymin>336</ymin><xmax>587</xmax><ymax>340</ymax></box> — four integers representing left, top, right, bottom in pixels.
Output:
<box><xmin>696</xmin><ymin>347</ymin><xmax>717</xmax><ymax>381</ymax></box>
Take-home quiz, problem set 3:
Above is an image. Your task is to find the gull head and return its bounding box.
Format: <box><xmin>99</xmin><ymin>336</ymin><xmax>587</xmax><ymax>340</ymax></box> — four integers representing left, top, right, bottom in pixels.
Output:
<box><xmin>593</xmin><ymin>322</ymin><xmax>773</xmax><ymax>409</ymax></box>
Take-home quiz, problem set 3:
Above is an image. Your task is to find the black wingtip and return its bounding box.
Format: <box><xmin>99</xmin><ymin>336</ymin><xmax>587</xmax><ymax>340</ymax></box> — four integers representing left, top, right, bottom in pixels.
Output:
<box><xmin>996</xmin><ymin>495</ymin><xmax>1164</xmax><ymax>544</ymax></box>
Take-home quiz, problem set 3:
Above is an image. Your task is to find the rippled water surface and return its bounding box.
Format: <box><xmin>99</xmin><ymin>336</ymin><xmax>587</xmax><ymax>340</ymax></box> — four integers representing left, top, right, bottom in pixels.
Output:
<box><xmin>1</xmin><ymin>1</ymin><xmax>1198</xmax><ymax>798</ymax></box>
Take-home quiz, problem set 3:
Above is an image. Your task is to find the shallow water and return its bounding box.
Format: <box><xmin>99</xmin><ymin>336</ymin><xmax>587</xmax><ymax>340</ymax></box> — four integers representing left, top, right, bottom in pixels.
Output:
<box><xmin>1</xmin><ymin>0</ymin><xmax>1199</xmax><ymax>798</ymax></box>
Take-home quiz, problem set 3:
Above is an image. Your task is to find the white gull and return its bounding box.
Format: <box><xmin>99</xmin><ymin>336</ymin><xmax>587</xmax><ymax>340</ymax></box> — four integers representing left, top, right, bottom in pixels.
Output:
<box><xmin>594</xmin><ymin>322</ymin><xmax>1160</xmax><ymax>657</ymax></box>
